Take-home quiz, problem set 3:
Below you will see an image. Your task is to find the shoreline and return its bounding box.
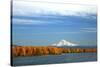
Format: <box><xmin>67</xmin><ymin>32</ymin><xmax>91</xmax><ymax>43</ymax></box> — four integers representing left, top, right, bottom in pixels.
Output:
<box><xmin>12</xmin><ymin>46</ymin><xmax>97</xmax><ymax>57</ymax></box>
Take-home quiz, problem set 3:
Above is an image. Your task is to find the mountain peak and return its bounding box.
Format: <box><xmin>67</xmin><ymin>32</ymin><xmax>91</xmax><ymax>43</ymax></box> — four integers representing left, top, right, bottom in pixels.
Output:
<box><xmin>51</xmin><ymin>39</ymin><xmax>78</xmax><ymax>47</ymax></box>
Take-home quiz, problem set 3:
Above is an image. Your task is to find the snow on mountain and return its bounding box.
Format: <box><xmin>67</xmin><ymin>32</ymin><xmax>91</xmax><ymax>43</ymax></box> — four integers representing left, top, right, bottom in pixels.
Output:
<box><xmin>51</xmin><ymin>40</ymin><xmax>78</xmax><ymax>47</ymax></box>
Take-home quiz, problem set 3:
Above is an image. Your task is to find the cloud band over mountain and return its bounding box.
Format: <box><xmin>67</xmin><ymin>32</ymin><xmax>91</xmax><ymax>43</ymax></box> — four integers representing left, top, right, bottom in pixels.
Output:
<box><xmin>12</xmin><ymin>0</ymin><xmax>97</xmax><ymax>25</ymax></box>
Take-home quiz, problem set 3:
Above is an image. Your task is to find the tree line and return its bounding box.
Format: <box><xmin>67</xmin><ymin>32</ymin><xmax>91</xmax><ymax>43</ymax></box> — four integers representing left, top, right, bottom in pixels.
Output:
<box><xmin>12</xmin><ymin>46</ymin><xmax>97</xmax><ymax>57</ymax></box>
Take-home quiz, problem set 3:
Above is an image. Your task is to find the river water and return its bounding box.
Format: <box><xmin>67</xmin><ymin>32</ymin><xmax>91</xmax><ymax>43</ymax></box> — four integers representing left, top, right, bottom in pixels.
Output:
<box><xmin>12</xmin><ymin>53</ymin><xmax>97</xmax><ymax>66</ymax></box>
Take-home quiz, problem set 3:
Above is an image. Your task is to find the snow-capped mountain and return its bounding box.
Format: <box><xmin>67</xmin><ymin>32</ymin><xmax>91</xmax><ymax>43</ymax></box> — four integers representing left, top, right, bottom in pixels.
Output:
<box><xmin>51</xmin><ymin>40</ymin><xmax>78</xmax><ymax>47</ymax></box>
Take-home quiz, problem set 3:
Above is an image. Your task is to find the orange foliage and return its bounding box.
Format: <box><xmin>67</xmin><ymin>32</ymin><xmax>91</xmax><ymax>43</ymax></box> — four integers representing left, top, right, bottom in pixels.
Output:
<box><xmin>11</xmin><ymin>46</ymin><xmax>97</xmax><ymax>57</ymax></box>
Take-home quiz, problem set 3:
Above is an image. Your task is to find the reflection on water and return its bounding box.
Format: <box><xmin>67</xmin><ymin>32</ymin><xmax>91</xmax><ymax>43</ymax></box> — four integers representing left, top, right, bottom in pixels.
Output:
<box><xmin>12</xmin><ymin>53</ymin><xmax>97</xmax><ymax>66</ymax></box>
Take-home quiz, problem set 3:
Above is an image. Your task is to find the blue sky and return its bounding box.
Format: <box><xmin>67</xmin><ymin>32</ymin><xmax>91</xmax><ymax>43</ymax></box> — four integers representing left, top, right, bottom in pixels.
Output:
<box><xmin>12</xmin><ymin>0</ymin><xmax>97</xmax><ymax>46</ymax></box>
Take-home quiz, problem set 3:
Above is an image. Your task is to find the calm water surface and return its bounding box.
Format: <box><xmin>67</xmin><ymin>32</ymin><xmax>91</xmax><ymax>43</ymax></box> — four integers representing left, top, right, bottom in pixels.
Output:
<box><xmin>12</xmin><ymin>53</ymin><xmax>97</xmax><ymax>66</ymax></box>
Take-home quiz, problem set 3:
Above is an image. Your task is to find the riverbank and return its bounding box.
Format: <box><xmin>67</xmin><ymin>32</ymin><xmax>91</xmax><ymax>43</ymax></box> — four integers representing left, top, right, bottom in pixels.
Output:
<box><xmin>12</xmin><ymin>46</ymin><xmax>97</xmax><ymax>57</ymax></box>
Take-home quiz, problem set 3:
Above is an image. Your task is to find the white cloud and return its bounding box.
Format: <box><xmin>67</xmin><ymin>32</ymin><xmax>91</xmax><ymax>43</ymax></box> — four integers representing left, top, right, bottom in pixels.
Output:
<box><xmin>12</xmin><ymin>18</ymin><xmax>56</xmax><ymax>25</ymax></box>
<box><xmin>80</xmin><ymin>28</ymin><xmax>97</xmax><ymax>33</ymax></box>
<box><xmin>15</xmin><ymin>0</ymin><xmax>97</xmax><ymax>5</ymax></box>
<box><xmin>13</xmin><ymin>0</ymin><xmax>97</xmax><ymax>16</ymax></box>
<box><xmin>12</xmin><ymin>0</ymin><xmax>97</xmax><ymax>24</ymax></box>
